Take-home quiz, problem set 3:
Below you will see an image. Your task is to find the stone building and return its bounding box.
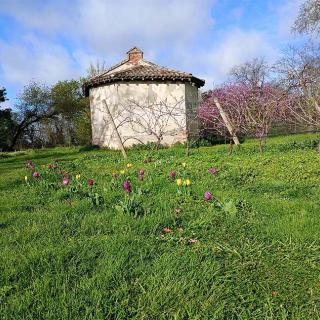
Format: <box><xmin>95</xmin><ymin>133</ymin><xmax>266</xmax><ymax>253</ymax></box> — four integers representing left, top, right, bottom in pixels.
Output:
<box><xmin>83</xmin><ymin>47</ymin><xmax>205</xmax><ymax>149</ymax></box>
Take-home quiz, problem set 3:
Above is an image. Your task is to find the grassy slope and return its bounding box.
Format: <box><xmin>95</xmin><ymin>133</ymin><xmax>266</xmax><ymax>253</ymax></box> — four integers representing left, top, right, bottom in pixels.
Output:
<box><xmin>0</xmin><ymin>134</ymin><xmax>320</xmax><ymax>320</ymax></box>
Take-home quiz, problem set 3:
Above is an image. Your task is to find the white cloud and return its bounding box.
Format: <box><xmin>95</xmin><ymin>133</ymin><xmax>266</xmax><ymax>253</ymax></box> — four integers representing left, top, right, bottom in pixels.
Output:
<box><xmin>1</xmin><ymin>0</ymin><xmax>73</xmax><ymax>35</ymax></box>
<box><xmin>273</xmin><ymin>0</ymin><xmax>304</xmax><ymax>37</ymax></box>
<box><xmin>0</xmin><ymin>0</ymin><xmax>301</xmax><ymax>93</ymax></box>
<box><xmin>80</xmin><ymin>0</ymin><xmax>213</xmax><ymax>54</ymax></box>
<box><xmin>0</xmin><ymin>0</ymin><xmax>215</xmax><ymax>87</ymax></box>
<box><xmin>0</xmin><ymin>36</ymin><xmax>82</xmax><ymax>85</ymax></box>
<box><xmin>197</xmin><ymin>29</ymin><xmax>279</xmax><ymax>87</ymax></box>
<box><xmin>1</xmin><ymin>0</ymin><xmax>214</xmax><ymax>54</ymax></box>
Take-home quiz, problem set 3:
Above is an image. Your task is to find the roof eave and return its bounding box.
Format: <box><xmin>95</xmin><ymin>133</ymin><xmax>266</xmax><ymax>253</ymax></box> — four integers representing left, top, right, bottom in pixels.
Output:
<box><xmin>83</xmin><ymin>77</ymin><xmax>205</xmax><ymax>97</ymax></box>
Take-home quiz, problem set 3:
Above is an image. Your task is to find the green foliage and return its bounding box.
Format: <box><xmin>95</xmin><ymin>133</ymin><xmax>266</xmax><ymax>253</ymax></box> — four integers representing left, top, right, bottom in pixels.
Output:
<box><xmin>51</xmin><ymin>80</ymin><xmax>87</xmax><ymax>116</ymax></box>
<box><xmin>129</xmin><ymin>141</ymin><xmax>168</xmax><ymax>151</ymax></box>
<box><xmin>0</xmin><ymin>87</ymin><xmax>7</xmax><ymax>103</ymax></box>
<box><xmin>0</xmin><ymin>109</ymin><xmax>16</xmax><ymax>150</ymax></box>
<box><xmin>0</xmin><ymin>134</ymin><xmax>320</xmax><ymax>319</ymax></box>
<box><xmin>114</xmin><ymin>192</ymin><xmax>145</xmax><ymax>217</ymax></box>
<box><xmin>7</xmin><ymin>80</ymin><xmax>91</xmax><ymax>149</ymax></box>
<box><xmin>50</xmin><ymin>80</ymin><xmax>91</xmax><ymax>146</ymax></box>
<box><xmin>74</xmin><ymin>106</ymin><xmax>92</xmax><ymax>145</ymax></box>
<box><xmin>17</xmin><ymin>81</ymin><xmax>52</xmax><ymax>115</ymax></box>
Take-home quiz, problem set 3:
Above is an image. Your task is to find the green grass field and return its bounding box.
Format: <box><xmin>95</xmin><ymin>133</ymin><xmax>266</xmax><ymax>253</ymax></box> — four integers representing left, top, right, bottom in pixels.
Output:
<box><xmin>1</xmin><ymin>134</ymin><xmax>320</xmax><ymax>319</ymax></box>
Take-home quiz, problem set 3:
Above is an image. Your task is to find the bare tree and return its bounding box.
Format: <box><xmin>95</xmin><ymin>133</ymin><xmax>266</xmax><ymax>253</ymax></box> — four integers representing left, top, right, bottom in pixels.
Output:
<box><xmin>275</xmin><ymin>43</ymin><xmax>320</xmax><ymax>129</ymax></box>
<box><xmin>293</xmin><ymin>0</ymin><xmax>320</xmax><ymax>35</ymax></box>
<box><xmin>229</xmin><ymin>58</ymin><xmax>270</xmax><ymax>89</ymax></box>
<box><xmin>86</xmin><ymin>60</ymin><xmax>107</xmax><ymax>77</ymax></box>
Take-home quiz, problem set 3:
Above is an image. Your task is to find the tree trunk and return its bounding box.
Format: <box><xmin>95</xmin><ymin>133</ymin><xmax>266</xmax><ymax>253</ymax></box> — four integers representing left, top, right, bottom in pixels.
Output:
<box><xmin>213</xmin><ymin>97</ymin><xmax>240</xmax><ymax>145</ymax></box>
<box><xmin>102</xmin><ymin>100</ymin><xmax>127</xmax><ymax>159</ymax></box>
<box><xmin>259</xmin><ymin>137</ymin><xmax>264</xmax><ymax>153</ymax></box>
<box><xmin>186</xmin><ymin>139</ymin><xmax>190</xmax><ymax>156</ymax></box>
<box><xmin>9</xmin><ymin>123</ymin><xmax>26</xmax><ymax>151</ymax></box>
<box><xmin>228</xmin><ymin>139</ymin><xmax>234</xmax><ymax>155</ymax></box>
<box><xmin>156</xmin><ymin>139</ymin><xmax>161</xmax><ymax>150</ymax></box>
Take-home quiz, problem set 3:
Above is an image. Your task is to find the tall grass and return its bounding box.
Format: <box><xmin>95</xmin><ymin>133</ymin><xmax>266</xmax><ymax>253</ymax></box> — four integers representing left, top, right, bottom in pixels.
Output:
<box><xmin>0</xmin><ymin>134</ymin><xmax>319</xmax><ymax>319</ymax></box>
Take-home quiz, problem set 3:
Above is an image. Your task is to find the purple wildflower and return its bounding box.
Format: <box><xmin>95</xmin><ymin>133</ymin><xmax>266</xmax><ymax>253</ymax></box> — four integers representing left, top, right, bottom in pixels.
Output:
<box><xmin>208</xmin><ymin>167</ymin><xmax>218</xmax><ymax>175</ymax></box>
<box><xmin>204</xmin><ymin>191</ymin><xmax>212</xmax><ymax>201</ymax></box>
<box><xmin>32</xmin><ymin>171</ymin><xmax>40</xmax><ymax>178</ymax></box>
<box><xmin>169</xmin><ymin>171</ymin><xmax>177</xmax><ymax>178</ymax></box>
<box><xmin>87</xmin><ymin>178</ymin><xmax>94</xmax><ymax>186</ymax></box>
<box><xmin>63</xmin><ymin>177</ymin><xmax>69</xmax><ymax>186</ymax></box>
<box><xmin>123</xmin><ymin>180</ymin><xmax>132</xmax><ymax>193</ymax></box>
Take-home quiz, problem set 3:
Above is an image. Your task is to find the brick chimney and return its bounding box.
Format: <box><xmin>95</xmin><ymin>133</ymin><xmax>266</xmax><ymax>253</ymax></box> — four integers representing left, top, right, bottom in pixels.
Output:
<box><xmin>127</xmin><ymin>47</ymin><xmax>143</xmax><ymax>63</ymax></box>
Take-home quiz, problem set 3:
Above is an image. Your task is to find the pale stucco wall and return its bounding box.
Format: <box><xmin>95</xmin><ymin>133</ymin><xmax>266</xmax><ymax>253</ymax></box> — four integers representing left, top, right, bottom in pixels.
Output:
<box><xmin>89</xmin><ymin>81</ymin><xmax>199</xmax><ymax>149</ymax></box>
<box><xmin>185</xmin><ymin>83</ymin><xmax>201</xmax><ymax>140</ymax></box>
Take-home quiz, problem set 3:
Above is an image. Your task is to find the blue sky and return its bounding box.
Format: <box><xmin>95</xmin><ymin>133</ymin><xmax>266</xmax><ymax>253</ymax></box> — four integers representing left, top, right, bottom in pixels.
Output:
<box><xmin>0</xmin><ymin>0</ymin><xmax>304</xmax><ymax>108</ymax></box>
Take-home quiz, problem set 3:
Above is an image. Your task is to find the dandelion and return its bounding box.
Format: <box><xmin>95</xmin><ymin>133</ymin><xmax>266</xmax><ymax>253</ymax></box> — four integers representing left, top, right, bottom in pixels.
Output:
<box><xmin>33</xmin><ymin>171</ymin><xmax>40</xmax><ymax>178</ymax></box>
<box><xmin>209</xmin><ymin>167</ymin><xmax>218</xmax><ymax>175</ymax></box>
<box><xmin>87</xmin><ymin>179</ymin><xmax>94</xmax><ymax>186</ymax></box>
<box><xmin>123</xmin><ymin>180</ymin><xmax>131</xmax><ymax>193</ymax></box>
<box><xmin>63</xmin><ymin>177</ymin><xmax>69</xmax><ymax>186</ymax></box>
<box><xmin>126</xmin><ymin>163</ymin><xmax>133</xmax><ymax>168</ymax></box>
<box><xmin>76</xmin><ymin>174</ymin><xmax>81</xmax><ymax>180</ymax></box>
<box><xmin>184</xmin><ymin>179</ymin><xmax>191</xmax><ymax>186</ymax></box>
<box><xmin>182</xmin><ymin>162</ymin><xmax>186</xmax><ymax>168</ymax></box>
<box><xmin>169</xmin><ymin>171</ymin><xmax>176</xmax><ymax>178</ymax></box>
<box><xmin>176</xmin><ymin>178</ymin><xmax>183</xmax><ymax>186</ymax></box>
<box><xmin>204</xmin><ymin>191</ymin><xmax>212</xmax><ymax>201</ymax></box>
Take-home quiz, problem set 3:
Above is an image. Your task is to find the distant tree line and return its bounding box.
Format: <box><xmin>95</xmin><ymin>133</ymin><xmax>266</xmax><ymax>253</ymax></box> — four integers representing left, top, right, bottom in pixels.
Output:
<box><xmin>0</xmin><ymin>80</ymin><xmax>91</xmax><ymax>151</ymax></box>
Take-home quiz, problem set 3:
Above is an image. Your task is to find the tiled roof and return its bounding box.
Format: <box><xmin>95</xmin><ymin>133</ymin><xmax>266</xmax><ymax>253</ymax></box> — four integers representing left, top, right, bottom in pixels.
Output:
<box><xmin>83</xmin><ymin>57</ymin><xmax>205</xmax><ymax>96</ymax></box>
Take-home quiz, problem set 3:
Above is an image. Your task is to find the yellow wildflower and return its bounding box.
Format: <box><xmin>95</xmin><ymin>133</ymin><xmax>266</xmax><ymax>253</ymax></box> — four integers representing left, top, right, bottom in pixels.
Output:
<box><xmin>76</xmin><ymin>174</ymin><xmax>81</xmax><ymax>180</ymax></box>
<box><xmin>126</xmin><ymin>163</ymin><xmax>133</xmax><ymax>168</ymax></box>
<box><xmin>176</xmin><ymin>178</ymin><xmax>183</xmax><ymax>186</ymax></box>
<box><xmin>120</xmin><ymin>170</ymin><xmax>125</xmax><ymax>174</ymax></box>
<box><xmin>184</xmin><ymin>179</ymin><xmax>191</xmax><ymax>186</ymax></box>
<box><xmin>24</xmin><ymin>176</ymin><xmax>28</xmax><ymax>182</ymax></box>
<box><xmin>182</xmin><ymin>162</ymin><xmax>186</xmax><ymax>168</ymax></box>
